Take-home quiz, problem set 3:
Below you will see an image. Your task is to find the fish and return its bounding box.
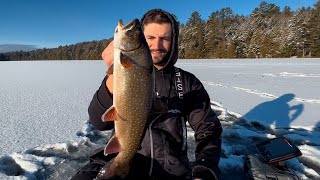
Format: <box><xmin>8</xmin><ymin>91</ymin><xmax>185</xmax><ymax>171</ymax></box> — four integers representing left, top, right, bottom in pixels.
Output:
<box><xmin>96</xmin><ymin>19</ymin><xmax>154</xmax><ymax>179</ymax></box>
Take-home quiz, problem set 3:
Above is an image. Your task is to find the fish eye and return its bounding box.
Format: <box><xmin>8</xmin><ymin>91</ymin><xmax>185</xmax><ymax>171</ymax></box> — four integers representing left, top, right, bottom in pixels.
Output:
<box><xmin>126</xmin><ymin>29</ymin><xmax>133</xmax><ymax>36</ymax></box>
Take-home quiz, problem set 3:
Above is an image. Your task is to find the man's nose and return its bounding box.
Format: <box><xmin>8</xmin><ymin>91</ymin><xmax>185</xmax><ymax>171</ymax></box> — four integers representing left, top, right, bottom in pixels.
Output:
<box><xmin>153</xmin><ymin>38</ymin><xmax>163</xmax><ymax>49</ymax></box>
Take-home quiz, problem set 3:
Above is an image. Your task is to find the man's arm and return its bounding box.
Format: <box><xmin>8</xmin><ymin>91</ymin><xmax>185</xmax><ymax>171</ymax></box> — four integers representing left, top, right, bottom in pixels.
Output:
<box><xmin>89</xmin><ymin>41</ymin><xmax>115</xmax><ymax>131</ymax></box>
<box><xmin>184</xmin><ymin>75</ymin><xmax>222</xmax><ymax>179</ymax></box>
<box><xmin>88</xmin><ymin>75</ymin><xmax>114</xmax><ymax>130</ymax></box>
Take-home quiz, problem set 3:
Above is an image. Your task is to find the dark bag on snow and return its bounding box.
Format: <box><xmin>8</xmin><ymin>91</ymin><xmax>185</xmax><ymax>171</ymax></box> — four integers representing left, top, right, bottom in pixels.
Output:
<box><xmin>244</xmin><ymin>137</ymin><xmax>302</xmax><ymax>180</ymax></box>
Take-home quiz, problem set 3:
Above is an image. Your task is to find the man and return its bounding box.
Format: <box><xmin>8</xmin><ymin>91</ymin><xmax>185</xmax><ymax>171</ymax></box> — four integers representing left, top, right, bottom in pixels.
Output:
<box><xmin>71</xmin><ymin>9</ymin><xmax>222</xmax><ymax>180</ymax></box>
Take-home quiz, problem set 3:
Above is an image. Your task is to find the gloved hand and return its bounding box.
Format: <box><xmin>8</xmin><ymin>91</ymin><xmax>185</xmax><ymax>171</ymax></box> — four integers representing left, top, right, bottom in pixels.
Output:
<box><xmin>192</xmin><ymin>165</ymin><xmax>218</xmax><ymax>180</ymax></box>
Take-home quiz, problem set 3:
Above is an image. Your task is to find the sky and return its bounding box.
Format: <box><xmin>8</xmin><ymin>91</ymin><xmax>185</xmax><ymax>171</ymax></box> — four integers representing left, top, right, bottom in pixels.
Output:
<box><xmin>0</xmin><ymin>0</ymin><xmax>318</xmax><ymax>49</ymax></box>
<box><xmin>0</xmin><ymin>59</ymin><xmax>319</xmax><ymax>179</ymax></box>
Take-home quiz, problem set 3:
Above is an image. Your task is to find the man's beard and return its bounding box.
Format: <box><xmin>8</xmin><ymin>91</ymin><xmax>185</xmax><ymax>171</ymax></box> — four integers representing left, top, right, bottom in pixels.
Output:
<box><xmin>151</xmin><ymin>49</ymin><xmax>171</xmax><ymax>66</ymax></box>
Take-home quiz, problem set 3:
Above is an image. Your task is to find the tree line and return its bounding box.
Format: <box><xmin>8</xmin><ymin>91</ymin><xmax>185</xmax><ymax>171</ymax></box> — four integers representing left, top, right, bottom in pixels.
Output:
<box><xmin>1</xmin><ymin>1</ymin><xmax>320</xmax><ymax>61</ymax></box>
<box><xmin>0</xmin><ymin>39</ymin><xmax>112</xmax><ymax>61</ymax></box>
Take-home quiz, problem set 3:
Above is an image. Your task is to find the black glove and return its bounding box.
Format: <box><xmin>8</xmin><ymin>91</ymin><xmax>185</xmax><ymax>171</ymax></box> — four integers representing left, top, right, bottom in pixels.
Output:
<box><xmin>192</xmin><ymin>165</ymin><xmax>218</xmax><ymax>180</ymax></box>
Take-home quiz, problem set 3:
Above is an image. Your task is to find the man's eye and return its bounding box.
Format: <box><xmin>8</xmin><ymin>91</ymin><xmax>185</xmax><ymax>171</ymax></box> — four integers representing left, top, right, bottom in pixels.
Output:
<box><xmin>161</xmin><ymin>37</ymin><xmax>170</xmax><ymax>41</ymax></box>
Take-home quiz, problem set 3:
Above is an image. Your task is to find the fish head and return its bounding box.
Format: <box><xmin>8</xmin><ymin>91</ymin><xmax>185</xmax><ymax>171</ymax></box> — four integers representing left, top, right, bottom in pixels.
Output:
<box><xmin>114</xmin><ymin>19</ymin><xmax>145</xmax><ymax>52</ymax></box>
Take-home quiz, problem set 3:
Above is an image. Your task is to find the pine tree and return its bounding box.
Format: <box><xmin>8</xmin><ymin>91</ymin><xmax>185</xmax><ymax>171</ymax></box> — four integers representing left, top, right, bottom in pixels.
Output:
<box><xmin>251</xmin><ymin>1</ymin><xmax>280</xmax><ymax>17</ymax></box>
<box><xmin>183</xmin><ymin>11</ymin><xmax>205</xmax><ymax>59</ymax></box>
<box><xmin>308</xmin><ymin>1</ymin><xmax>320</xmax><ymax>57</ymax></box>
<box><xmin>204</xmin><ymin>11</ymin><xmax>221</xmax><ymax>58</ymax></box>
<box><xmin>283</xmin><ymin>6</ymin><xmax>292</xmax><ymax>16</ymax></box>
<box><xmin>204</xmin><ymin>8</ymin><xmax>236</xmax><ymax>58</ymax></box>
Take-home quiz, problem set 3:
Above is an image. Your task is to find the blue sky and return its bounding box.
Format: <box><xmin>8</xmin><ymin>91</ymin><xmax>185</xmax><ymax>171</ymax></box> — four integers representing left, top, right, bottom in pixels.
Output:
<box><xmin>0</xmin><ymin>0</ymin><xmax>317</xmax><ymax>48</ymax></box>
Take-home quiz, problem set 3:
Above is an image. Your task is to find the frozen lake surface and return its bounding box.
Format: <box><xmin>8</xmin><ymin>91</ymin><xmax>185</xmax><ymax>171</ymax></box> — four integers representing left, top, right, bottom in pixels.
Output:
<box><xmin>0</xmin><ymin>59</ymin><xmax>319</xmax><ymax>179</ymax></box>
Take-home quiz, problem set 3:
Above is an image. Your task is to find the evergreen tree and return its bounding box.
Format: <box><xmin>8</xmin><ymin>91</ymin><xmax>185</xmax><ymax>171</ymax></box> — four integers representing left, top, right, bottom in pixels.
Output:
<box><xmin>204</xmin><ymin>8</ymin><xmax>236</xmax><ymax>58</ymax></box>
<box><xmin>178</xmin><ymin>23</ymin><xmax>186</xmax><ymax>58</ymax></box>
<box><xmin>251</xmin><ymin>1</ymin><xmax>280</xmax><ymax>17</ymax></box>
<box><xmin>0</xmin><ymin>54</ymin><xmax>10</xmax><ymax>61</ymax></box>
<box><xmin>182</xmin><ymin>11</ymin><xmax>205</xmax><ymax>59</ymax></box>
<box><xmin>204</xmin><ymin>11</ymin><xmax>221</xmax><ymax>58</ymax></box>
<box><xmin>308</xmin><ymin>1</ymin><xmax>320</xmax><ymax>57</ymax></box>
<box><xmin>283</xmin><ymin>6</ymin><xmax>292</xmax><ymax>16</ymax></box>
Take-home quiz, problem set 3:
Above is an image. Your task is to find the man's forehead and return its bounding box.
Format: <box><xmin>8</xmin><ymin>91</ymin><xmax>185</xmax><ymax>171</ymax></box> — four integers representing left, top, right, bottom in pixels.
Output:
<box><xmin>143</xmin><ymin>21</ymin><xmax>171</xmax><ymax>26</ymax></box>
<box><xmin>143</xmin><ymin>23</ymin><xmax>172</xmax><ymax>36</ymax></box>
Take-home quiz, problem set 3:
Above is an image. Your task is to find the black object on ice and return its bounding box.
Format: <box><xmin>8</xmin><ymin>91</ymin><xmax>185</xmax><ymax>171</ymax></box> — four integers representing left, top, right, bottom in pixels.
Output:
<box><xmin>256</xmin><ymin>137</ymin><xmax>302</xmax><ymax>164</ymax></box>
<box><xmin>244</xmin><ymin>137</ymin><xmax>302</xmax><ymax>180</ymax></box>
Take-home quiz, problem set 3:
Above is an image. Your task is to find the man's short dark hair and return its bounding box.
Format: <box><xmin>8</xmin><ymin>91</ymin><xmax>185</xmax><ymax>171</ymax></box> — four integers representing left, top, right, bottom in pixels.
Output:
<box><xmin>142</xmin><ymin>9</ymin><xmax>171</xmax><ymax>26</ymax></box>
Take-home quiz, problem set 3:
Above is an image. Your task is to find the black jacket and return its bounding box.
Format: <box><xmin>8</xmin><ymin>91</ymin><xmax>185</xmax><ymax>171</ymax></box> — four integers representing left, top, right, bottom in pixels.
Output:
<box><xmin>88</xmin><ymin>9</ymin><xmax>222</xmax><ymax>178</ymax></box>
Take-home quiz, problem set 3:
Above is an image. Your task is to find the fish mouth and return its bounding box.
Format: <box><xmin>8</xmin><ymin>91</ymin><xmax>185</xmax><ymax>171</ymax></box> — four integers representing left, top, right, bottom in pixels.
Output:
<box><xmin>122</xmin><ymin>19</ymin><xmax>140</xmax><ymax>30</ymax></box>
<box><xmin>116</xmin><ymin>19</ymin><xmax>140</xmax><ymax>31</ymax></box>
<box><xmin>116</xmin><ymin>19</ymin><xmax>143</xmax><ymax>52</ymax></box>
<box><xmin>118</xmin><ymin>19</ymin><xmax>124</xmax><ymax>28</ymax></box>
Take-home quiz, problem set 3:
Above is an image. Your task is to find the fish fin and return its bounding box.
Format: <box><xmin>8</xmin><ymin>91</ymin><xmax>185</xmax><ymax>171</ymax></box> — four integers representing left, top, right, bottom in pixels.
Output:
<box><xmin>107</xmin><ymin>64</ymin><xmax>114</xmax><ymax>75</ymax></box>
<box><xmin>101</xmin><ymin>105</ymin><xmax>117</xmax><ymax>122</ymax></box>
<box><xmin>104</xmin><ymin>135</ymin><xmax>122</xmax><ymax>155</ymax></box>
<box><xmin>120</xmin><ymin>52</ymin><xmax>133</xmax><ymax>68</ymax></box>
<box><xmin>97</xmin><ymin>159</ymin><xmax>130</xmax><ymax>179</ymax></box>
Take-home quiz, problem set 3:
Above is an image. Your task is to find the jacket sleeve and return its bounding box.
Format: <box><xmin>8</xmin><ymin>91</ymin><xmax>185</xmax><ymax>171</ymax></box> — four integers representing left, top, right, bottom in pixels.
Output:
<box><xmin>184</xmin><ymin>74</ymin><xmax>222</xmax><ymax>174</ymax></box>
<box><xmin>88</xmin><ymin>75</ymin><xmax>114</xmax><ymax>131</ymax></box>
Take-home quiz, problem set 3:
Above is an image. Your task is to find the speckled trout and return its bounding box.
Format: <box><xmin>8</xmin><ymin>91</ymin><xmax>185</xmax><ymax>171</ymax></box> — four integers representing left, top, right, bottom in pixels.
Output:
<box><xmin>97</xmin><ymin>19</ymin><xmax>154</xmax><ymax>179</ymax></box>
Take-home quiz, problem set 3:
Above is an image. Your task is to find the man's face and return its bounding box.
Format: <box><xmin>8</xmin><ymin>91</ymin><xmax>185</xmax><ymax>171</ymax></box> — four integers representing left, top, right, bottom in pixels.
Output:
<box><xmin>144</xmin><ymin>23</ymin><xmax>172</xmax><ymax>67</ymax></box>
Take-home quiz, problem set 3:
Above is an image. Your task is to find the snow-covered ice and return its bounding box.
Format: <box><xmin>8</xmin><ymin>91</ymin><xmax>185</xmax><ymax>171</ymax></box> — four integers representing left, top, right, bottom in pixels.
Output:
<box><xmin>0</xmin><ymin>59</ymin><xmax>319</xmax><ymax>179</ymax></box>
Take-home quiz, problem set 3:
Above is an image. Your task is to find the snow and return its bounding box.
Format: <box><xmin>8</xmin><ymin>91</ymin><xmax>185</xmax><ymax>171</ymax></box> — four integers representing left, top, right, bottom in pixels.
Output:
<box><xmin>0</xmin><ymin>59</ymin><xmax>319</xmax><ymax>179</ymax></box>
